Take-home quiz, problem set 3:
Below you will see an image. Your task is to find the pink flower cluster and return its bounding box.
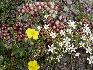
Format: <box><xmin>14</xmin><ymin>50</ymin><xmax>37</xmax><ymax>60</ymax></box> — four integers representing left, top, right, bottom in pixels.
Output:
<box><xmin>19</xmin><ymin>2</ymin><xmax>60</xmax><ymax>14</ymax></box>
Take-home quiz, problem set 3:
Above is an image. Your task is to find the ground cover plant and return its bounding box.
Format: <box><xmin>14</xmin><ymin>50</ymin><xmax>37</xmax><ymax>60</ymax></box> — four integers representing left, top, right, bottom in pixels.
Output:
<box><xmin>0</xmin><ymin>0</ymin><xmax>93</xmax><ymax>70</ymax></box>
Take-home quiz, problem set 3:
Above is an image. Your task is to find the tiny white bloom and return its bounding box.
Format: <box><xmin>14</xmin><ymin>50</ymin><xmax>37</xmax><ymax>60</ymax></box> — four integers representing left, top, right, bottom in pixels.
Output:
<box><xmin>79</xmin><ymin>41</ymin><xmax>85</xmax><ymax>47</ymax></box>
<box><xmin>83</xmin><ymin>24</ymin><xmax>91</xmax><ymax>35</ymax></box>
<box><xmin>59</xmin><ymin>42</ymin><xmax>63</xmax><ymax>47</ymax></box>
<box><xmin>85</xmin><ymin>47</ymin><xmax>92</xmax><ymax>54</ymax></box>
<box><xmin>48</xmin><ymin>44</ymin><xmax>56</xmax><ymax>53</ymax></box>
<box><xmin>50</xmin><ymin>32</ymin><xmax>57</xmax><ymax>38</ymax></box>
<box><xmin>37</xmin><ymin>26</ymin><xmax>41</xmax><ymax>31</ymax></box>
<box><xmin>66</xmin><ymin>28</ymin><xmax>72</xmax><ymax>34</ymax></box>
<box><xmin>56</xmin><ymin>55</ymin><xmax>62</xmax><ymax>62</ymax></box>
<box><xmin>60</xmin><ymin>30</ymin><xmax>65</xmax><ymax>36</ymax></box>
<box><xmin>75</xmin><ymin>53</ymin><xmax>80</xmax><ymax>57</ymax></box>
<box><xmin>81</xmin><ymin>35</ymin><xmax>87</xmax><ymax>41</ymax></box>
<box><xmin>90</xmin><ymin>56</ymin><xmax>93</xmax><ymax>64</ymax></box>
<box><xmin>65</xmin><ymin>43</ymin><xmax>76</xmax><ymax>53</ymax></box>
<box><xmin>44</xmin><ymin>24</ymin><xmax>49</xmax><ymax>30</ymax></box>
<box><xmin>67</xmin><ymin>20</ymin><xmax>76</xmax><ymax>29</ymax></box>
<box><xmin>70</xmin><ymin>44</ymin><xmax>76</xmax><ymax>52</ymax></box>
<box><xmin>63</xmin><ymin>37</ymin><xmax>71</xmax><ymax>46</ymax></box>
<box><xmin>44</xmin><ymin>15</ymin><xmax>49</xmax><ymax>19</ymax></box>
<box><xmin>87</xmin><ymin>58</ymin><xmax>91</xmax><ymax>64</ymax></box>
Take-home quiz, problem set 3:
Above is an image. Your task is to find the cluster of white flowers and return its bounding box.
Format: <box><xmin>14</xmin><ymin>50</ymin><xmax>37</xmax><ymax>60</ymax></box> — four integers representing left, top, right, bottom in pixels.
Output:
<box><xmin>64</xmin><ymin>43</ymin><xmax>77</xmax><ymax>53</ymax></box>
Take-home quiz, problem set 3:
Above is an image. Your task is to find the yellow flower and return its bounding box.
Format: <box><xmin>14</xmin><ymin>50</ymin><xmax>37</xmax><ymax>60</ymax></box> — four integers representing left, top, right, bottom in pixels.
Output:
<box><xmin>26</xmin><ymin>28</ymin><xmax>39</xmax><ymax>40</ymax></box>
<box><xmin>28</xmin><ymin>60</ymin><xmax>40</xmax><ymax>70</ymax></box>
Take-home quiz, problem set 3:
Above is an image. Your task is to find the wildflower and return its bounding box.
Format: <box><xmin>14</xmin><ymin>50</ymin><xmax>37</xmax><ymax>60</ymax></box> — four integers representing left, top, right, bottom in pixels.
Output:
<box><xmin>79</xmin><ymin>41</ymin><xmax>85</xmax><ymax>47</ymax></box>
<box><xmin>48</xmin><ymin>44</ymin><xmax>56</xmax><ymax>53</ymax></box>
<box><xmin>65</xmin><ymin>43</ymin><xmax>76</xmax><ymax>53</ymax></box>
<box><xmin>87</xmin><ymin>58</ymin><xmax>91</xmax><ymax>64</ymax></box>
<box><xmin>44</xmin><ymin>24</ymin><xmax>49</xmax><ymax>30</ymax></box>
<box><xmin>50</xmin><ymin>31</ymin><xmax>57</xmax><ymax>38</ymax></box>
<box><xmin>28</xmin><ymin>60</ymin><xmax>40</xmax><ymax>70</ymax></box>
<box><xmin>26</xmin><ymin>28</ymin><xmax>39</xmax><ymax>40</ymax></box>
<box><xmin>70</xmin><ymin>44</ymin><xmax>76</xmax><ymax>52</ymax></box>
<box><xmin>60</xmin><ymin>30</ymin><xmax>65</xmax><ymax>36</ymax></box>
<box><xmin>37</xmin><ymin>26</ymin><xmax>41</xmax><ymax>31</ymax></box>
<box><xmin>75</xmin><ymin>53</ymin><xmax>80</xmax><ymax>57</ymax></box>
<box><xmin>56</xmin><ymin>55</ymin><xmax>62</xmax><ymax>62</ymax></box>
<box><xmin>44</xmin><ymin>15</ymin><xmax>49</xmax><ymax>19</ymax></box>
<box><xmin>83</xmin><ymin>24</ymin><xmax>91</xmax><ymax>35</ymax></box>
<box><xmin>81</xmin><ymin>35</ymin><xmax>87</xmax><ymax>41</ymax></box>
<box><xmin>67</xmin><ymin>20</ymin><xmax>76</xmax><ymax>29</ymax></box>
<box><xmin>63</xmin><ymin>37</ymin><xmax>71</xmax><ymax>46</ymax></box>
<box><xmin>66</xmin><ymin>28</ymin><xmax>72</xmax><ymax>34</ymax></box>
<box><xmin>85</xmin><ymin>47</ymin><xmax>92</xmax><ymax>54</ymax></box>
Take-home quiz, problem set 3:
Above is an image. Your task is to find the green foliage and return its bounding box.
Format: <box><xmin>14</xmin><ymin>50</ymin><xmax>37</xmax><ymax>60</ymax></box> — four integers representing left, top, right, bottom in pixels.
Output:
<box><xmin>0</xmin><ymin>0</ymin><xmax>25</xmax><ymax>24</ymax></box>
